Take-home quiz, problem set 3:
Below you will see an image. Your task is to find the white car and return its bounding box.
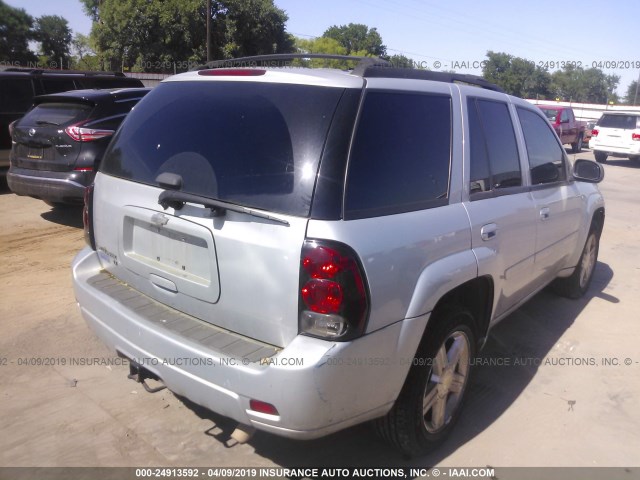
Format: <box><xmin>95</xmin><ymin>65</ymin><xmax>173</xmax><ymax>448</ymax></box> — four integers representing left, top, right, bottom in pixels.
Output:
<box><xmin>590</xmin><ymin>113</ymin><xmax>640</xmax><ymax>163</ymax></box>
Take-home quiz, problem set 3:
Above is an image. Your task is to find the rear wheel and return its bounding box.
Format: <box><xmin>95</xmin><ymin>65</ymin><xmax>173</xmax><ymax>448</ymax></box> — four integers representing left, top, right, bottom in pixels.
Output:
<box><xmin>594</xmin><ymin>151</ymin><xmax>608</xmax><ymax>163</ymax></box>
<box><xmin>571</xmin><ymin>133</ymin><xmax>583</xmax><ymax>153</ymax></box>
<box><xmin>374</xmin><ymin>305</ymin><xmax>476</xmax><ymax>456</ymax></box>
<box><xmin>553</xmin><ymin>229</ymin><xmax>599</xmax><ymax>299</ymax></box>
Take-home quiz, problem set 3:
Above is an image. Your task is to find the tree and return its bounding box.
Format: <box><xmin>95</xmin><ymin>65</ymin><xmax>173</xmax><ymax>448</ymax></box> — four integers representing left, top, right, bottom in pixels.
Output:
<box><xmin>0</xmin><ymin>0</ymin><xmax>37</xmax><ymax>64</ymax></box>
<box><xmin>550</xmin><ymin>65</ymin><xmax>619</xmax><ymax>103</ymax></box>
<box><xmin>81</xmin><ymin>0</ymin><xmax>294</xmax><ymax>72</ymax></box>
<box><xmin>385</xmin><ymin>53</ymin><xmax>417</xmax><ymax>69</ymax></box>
<box><xmin>71</xmin><ymin>33</ymin><xmax>101</xmax><ymax>70</ymax></box>
<box><xmin>322</xmin><ymin>23</ymin><xmax>386</xmax><ymax>57</ymax></box>
<box><xmin>482</xmin><ymin>51</ymin><xmax>551</xmax><ymax>99</ymax></box>
<box><xmin>294</xmin><ymin>36</ymin><xmax>366</xmax><ymax>69</ymax></box>
<box><xmin>624</xmin><ymin>80</ymin><xmax>639</xmax><ymax>105</ymax></box>
<box><xmin>34</xmin><ymin>15</ymin><xmax>72</xmax><ymax>67</ymax></box>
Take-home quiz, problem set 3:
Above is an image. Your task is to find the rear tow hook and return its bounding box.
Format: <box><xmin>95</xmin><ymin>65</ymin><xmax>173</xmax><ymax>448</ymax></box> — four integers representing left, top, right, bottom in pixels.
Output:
<box><xmin>127</xmin><ymin>361</ymin><xmax>167</xmax><ymax>393</ymax></box>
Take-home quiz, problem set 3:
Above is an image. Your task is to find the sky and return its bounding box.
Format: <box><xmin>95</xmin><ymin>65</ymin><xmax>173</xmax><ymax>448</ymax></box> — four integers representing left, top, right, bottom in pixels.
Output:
<box><xmin>7</xmin><ymin>0</ymin><xmax>639</xmax><ymax>96</ymax></box>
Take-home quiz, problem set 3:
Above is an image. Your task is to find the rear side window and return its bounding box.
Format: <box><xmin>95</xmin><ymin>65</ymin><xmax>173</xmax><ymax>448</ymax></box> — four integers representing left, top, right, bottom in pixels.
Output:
<box><xmin>517</xmin><ymin>108</ymin><xmax>567</xmax><ymax>185</ymax></box>
<box><xmin>20</xmin><ymin>102</ymin><xmax>92</xmax><ymax>127</ymax></box>
<box><xmin>41</xmin><ymin>78</ymin><xmax>77</xmax><ymax>94</ymax></box>
<box><xmin>101</xmin><ymin>81</ymin><xmax>344</xmax><ymax>217</ymax></box>
<box><xmin>344</xmin><ymin>92</ymin><xmax>451</xmax><ymax>219</ymax></box>
<box><xmin>468</xmin><ymin>98</ymin><xmax>521</xmax><ymax>195</ymax></box>
<box><xmin>597</xmin><ymin>114</ymin><xmax>640</xmax><ymax>129</ymax></box>
<box><xmin>0</xmin><ymin>78</ymin><xmax>34</xmax><ymax>113</ymax></box>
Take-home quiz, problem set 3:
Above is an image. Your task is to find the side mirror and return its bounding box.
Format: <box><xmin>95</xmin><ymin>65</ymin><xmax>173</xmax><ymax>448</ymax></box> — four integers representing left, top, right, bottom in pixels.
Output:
<box><xmin>573</xmin><ymin>159</ymin><xmax>604</xmax><ymax>183</ymax></box>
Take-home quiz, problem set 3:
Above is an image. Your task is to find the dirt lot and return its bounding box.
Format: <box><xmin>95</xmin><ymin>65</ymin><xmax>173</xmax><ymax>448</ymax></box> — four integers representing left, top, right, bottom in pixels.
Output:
<box><xmin>0</xmin><ymin>151</ymin><xmax>639</xmax><ymax>471</ymax></box>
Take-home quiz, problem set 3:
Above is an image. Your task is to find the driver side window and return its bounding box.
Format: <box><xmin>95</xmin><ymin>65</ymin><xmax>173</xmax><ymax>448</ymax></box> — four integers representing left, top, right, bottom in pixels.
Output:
<box><xmin>517</xmin><ymin>108</ymin><xmax>567</xmax><ymax>185</ymax></box>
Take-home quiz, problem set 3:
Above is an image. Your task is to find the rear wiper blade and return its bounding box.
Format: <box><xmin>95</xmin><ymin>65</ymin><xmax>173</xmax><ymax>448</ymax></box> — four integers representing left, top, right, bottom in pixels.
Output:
<box><xmin>158</xmin><ymin>190</ymin><xmax>290</xmax><ymax>226</ymax></box>
<box><xmin>35</xmin><ymin>120</ymin><xmax>60</xmax><ymax>126</ymax></box>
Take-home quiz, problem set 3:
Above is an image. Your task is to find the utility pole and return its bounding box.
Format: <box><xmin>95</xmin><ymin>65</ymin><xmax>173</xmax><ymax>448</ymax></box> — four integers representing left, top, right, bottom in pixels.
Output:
<box><xmin>634</xmin><ymin>69</ymin><xmax>639</xmax><ymax>106</ymax></box>
<box><xmin>206</xmin><ymin>0</ymin><xmax>212</xmax><ymax>62</ymax></box>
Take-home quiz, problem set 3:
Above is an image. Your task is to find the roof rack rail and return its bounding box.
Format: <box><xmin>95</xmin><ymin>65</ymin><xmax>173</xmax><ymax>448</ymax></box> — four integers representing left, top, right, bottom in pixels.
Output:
<box><xmin>3</xmin><ymin>67</ymin><xmax>126</xmax><ymax>77</ymax></box>
<box><xmin>193</xmin><ymin>54</ymin><xmax>390</xmax><ymax>72</ymax></box>
<box><xmin>361</xmin><ymin>66</ymin><xmax>504</xmax><ymax>92</ymax></box>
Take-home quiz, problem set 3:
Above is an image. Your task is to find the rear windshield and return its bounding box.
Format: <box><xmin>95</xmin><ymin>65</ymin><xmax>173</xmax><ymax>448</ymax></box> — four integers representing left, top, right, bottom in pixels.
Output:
<box><xmin>19</xmin><ymin>102</ymin><xmax>92</xmax><ymax>127</ymax></box>
<box><xmin>101</xmin><ymin>81</ymin><xmax>344</xmax><ymax>217</ymax></box>
<box><xmin>598</xmin><ymin>114</ymin><xmax>640</xmax><ymax>129</ymax></box>
<box><xmin>539</xmin><ymin>108</ymin><xmax>559</xmax><ymax>122</ymax></box>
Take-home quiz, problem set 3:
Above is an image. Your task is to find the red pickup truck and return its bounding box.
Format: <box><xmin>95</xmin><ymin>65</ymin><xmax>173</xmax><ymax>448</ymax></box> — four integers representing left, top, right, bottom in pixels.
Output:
<box><xmin>537</xmin><ymin>105</ymin><xmax>587</xmax><ymax>152</ymax></box>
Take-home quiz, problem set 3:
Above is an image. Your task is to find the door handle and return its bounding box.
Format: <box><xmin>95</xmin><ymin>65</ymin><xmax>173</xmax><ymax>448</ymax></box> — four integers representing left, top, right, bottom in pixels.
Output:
<box><xmin>480</xmin><ymin>223</ymin><xmax>497</xmax><ymax>241</ymax></box>
<box><xmin>540</xmin><ymin>207</ymin><xmax>550</xmax><ymax>220</ymax></box>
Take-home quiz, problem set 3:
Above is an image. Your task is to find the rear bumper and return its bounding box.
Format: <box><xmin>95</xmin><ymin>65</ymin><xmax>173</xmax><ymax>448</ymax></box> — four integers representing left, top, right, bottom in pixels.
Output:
<box><xmin>590</xmin><ymin>140</ymin><xmax>640</xmax><ymax>157</ymax></box>
<box><xmin>7</xmin><ymin>167</ymin><xmax>94</xmax><ymax>203</ymax></box>
<box><xmin>72</xmin><ymin>247</ymin><xmax>428</xmax><ymax>440</ymax></box>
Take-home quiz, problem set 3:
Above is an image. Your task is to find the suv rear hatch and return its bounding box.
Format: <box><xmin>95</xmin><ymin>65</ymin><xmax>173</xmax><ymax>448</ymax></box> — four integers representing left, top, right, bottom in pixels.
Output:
<box><xmin>12</xmin><ymin>99</ymin><xmax>98</xmax><ymax>172</ymax></box>
<box><xmin>94</xmin><ymin>77</ymin><xmax>357</xmax><ymax>347</ymax></box>
<box><xmin>594</xmin><ymin>114</ymin><xmax>640</xmax><ymax>151</ymax></box>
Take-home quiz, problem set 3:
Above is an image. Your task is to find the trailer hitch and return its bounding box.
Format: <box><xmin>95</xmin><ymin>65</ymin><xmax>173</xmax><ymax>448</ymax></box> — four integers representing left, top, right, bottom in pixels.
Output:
<box><xmin>127</xmin><ymin>360</ymin><xmax>167</xmax><ymax>393</ymax></box>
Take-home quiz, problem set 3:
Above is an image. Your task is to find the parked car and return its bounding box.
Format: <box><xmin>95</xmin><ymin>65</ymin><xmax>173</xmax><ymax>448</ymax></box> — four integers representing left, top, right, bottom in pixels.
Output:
<box><xmin>72</xmin><ymin>56</ymin><xmax>605</xmax><ymax>456</ymax></box>
<box><xmin>0</xmin><ymin>68</ymin><xmax>144</xmax><ymax>175</ymax></box>
<box><xmin>7</xmin><ymin>87</ymin><xmax>151</xmax><ymax>205</ymax></box>
<box><xmin>590</xmin><ymin>113</ymin><xmax>640</xmax><ymax>163</ymax></box>
<box><xmin>536</xmin><ymin>105</ymin><xmax>587</xmax><ymax>152</ymax></box>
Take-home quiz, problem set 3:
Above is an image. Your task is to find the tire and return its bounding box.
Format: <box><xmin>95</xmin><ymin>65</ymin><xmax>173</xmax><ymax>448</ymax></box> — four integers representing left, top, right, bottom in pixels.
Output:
<box><xmin>594</xmin><ymin>151</ymin><xmax>608</xmax><ymax>163</ymax></box>
<box><xmin>571</xmin><ymin>133</ymin><xmax>583</xmax><ymax>153</ymax></box>
<box><xmin>552</xmin><ymin>229</ymin><xmax>600</xmax><ymax>299</ymax></box>
<box><xmin>374</xmin><ymin>305</ymin><xmax>476</xmax><ymax>456</ymax></box>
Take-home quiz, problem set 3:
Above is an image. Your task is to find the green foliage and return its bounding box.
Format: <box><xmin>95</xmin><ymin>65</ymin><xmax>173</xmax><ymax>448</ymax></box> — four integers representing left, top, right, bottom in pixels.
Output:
<box><xmin>294</xmin><ymin>36</ymin><xmax>367</xmax><ymax>69</ymax></box>
<box><xmin>70</xmin><ymin>33</ymin><xmax>101</xmax><ymax>71</ymax></box>
<box><xmin>385</xmin><ymin>53</ymin><xmax>419</xmax><ymax>69</ymax></box>
<box><xmin>322</xmin><ymin>23</ymin><xmax>386</xmax><ymax>57</ymax></box>
<box><xmin>624</xmin><ymin>80</ymin><xmax>639</xmax><ymax>105</ymax></box>
<box><xmin>0</xmin><ymin>0</ymin><xmax>37</xmax><ymax>64</ymax></box>
<box><xmin>482</xmin><ymin>51</ymin><xmax>551</xmax><ymax>99</ymax></box>
<box><xmin>83</xmin><ymin>0</ymin><xmax>293</xmax><ymax>72</ymax></box>
<box><xmin>34</xmin><ymin>15</ymin><xmax>72</xmax><ymax>66</ymax></box>
<box><xmin>550</xmin><ymin>65</ymin><xmax>619</xmax><ymax>103</ymax></box>
<box><xmin>483</xmin><ymin>51</ymin><xmax>620</xmax><ymax>103</ymax></box>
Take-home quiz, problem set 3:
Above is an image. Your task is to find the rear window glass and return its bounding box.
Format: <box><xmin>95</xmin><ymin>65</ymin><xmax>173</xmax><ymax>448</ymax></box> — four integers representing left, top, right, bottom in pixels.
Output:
<box><xmin>597</xmin><ymin>114</ymin><xmax>640</xmax><ymax>129</ymax></box>
<box><xmin>345</xmin><ymin>91</ymin><xmax>451</xmax><ymax>219</ymax></box>
<box><xmin>41</xmin><ymin>78</ymin><xmax>77</xmax><ymax>94</ymax></box>
<box><xmin>539</xmin><ymin>108</ymin><xmax>558</xmax><ymax>122</ymax></box>
<box><xmin>20</xmin><ymin>102</ymin><xmax>92</xmax><ymax>127</ymax></box>
<box><xmin>0</xmin><ymin>78</ymin><xmax>34</xmax><ymax>113</ymax></box>
<box><xmin>101</xmin><ymin>81</ymin><xmax>344</xmax><ymax>217</ymax></box>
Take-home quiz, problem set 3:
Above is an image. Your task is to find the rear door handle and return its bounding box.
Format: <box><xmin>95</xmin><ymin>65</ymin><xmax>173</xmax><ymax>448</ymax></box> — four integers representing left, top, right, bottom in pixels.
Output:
<box><xmin>480</xmin><ymin>223</ymin><xmax>497</xmax><ymax>241</ymax></box>
<box><xmin>540</xmin><ymin>207</ymin><xmax>550</xmax><ymax>220</ymax></box>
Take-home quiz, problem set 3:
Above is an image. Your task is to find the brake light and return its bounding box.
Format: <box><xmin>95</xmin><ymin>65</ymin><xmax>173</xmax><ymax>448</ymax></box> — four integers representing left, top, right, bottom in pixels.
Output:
<box><xmin>197</xmin><ymin>69</ymin><xmax>266</xmax><ymax>76</ymax></box>
<box><xmin>66</xmin><ymin>121</ymin><xmax>114</xmax><ymax>142</ymax></box>
<box><xmin>632</xmin><ymin>133</ymin><xmax>640</xmax><ymax>141</ymax></box>
<box><xmin>591</xmin><ymin>129</ymin><xmax>598</xmax><ymax>137</ymax></box>
<box><xmin>83</xmin><ymin>184</ymin><xmax>96</xmax><ymax>250</ymax></box>
<box><xmin>299</xmin><ymin>240</ymin><xmax>369</xmax><ymax>340</ymax></box>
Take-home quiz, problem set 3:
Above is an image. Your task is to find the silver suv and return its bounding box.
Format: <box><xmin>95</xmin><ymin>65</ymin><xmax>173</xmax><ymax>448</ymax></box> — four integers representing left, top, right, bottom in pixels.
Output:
<box><xmin>72</xmin><ymin>55</ymin><xmax>605</xmax><ymax>456</ymax></box>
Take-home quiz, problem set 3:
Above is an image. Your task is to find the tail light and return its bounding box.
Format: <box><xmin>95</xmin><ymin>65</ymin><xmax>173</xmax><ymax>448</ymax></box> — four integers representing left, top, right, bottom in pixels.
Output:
<box><xmin>299</xmin><ymin>240</ymin><xmax>369</xmax><ymax>341</ymax></box>
<box><xmin>591</xmin><ymin>129</ymin><xmax>598</xmax><ymax>137</ymax></box>
<box><xmin>66</xmin><ymin>121</ymin><xmax>114</xmax><ymax>142</ymax></box>
<box><xmin>83</xmin><ymin>184</ymin><xmax>96</xmax><ymax>250</ymax></box>
<box><xmin>632</xmin><ymin>133</ymin><xmax>640</xmax><ymax>141</ymax></box>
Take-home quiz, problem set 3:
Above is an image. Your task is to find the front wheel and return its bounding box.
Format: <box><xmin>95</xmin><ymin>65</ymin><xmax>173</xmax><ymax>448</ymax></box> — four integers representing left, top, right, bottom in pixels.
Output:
<box><xmin>374</xmin><ymin>306</ymin><xmax>476</xmax><ymax>456</ymax></box>
<box><xmin>553</xmin><ymin>230</ymin><xmax>600</xmax><ymax>299</ymax></box>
